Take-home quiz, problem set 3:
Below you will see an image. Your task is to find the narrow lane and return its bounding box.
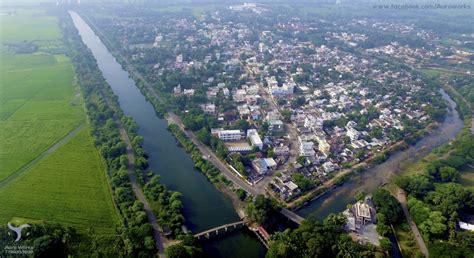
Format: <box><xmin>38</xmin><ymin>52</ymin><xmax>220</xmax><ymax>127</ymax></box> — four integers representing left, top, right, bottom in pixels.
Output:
<box><xmin>115</xmin><ymin>113</ymin><xmax>166</xmax><ymax>257</ymax></box>
<box><xmin>395</xmin><ymin>188</ymin><xmax>429</xmax><ymax>257</ymax></box>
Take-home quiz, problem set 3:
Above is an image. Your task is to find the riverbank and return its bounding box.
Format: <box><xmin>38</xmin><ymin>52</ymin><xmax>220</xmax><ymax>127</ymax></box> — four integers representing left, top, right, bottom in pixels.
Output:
<box><xmin>287</xmin><ymin>119</ymin><xmax>441</xmax><ymax>210</ymax></box>
<box><xmin>78</xmin><ymin>10</ymin><xmax>259</xmax><ymax>212</ymax></box>
<box><xmin>298</xmin><ymin>87</ymin><xmax>465</xmax><ymax>219</ymax></box>
<box><xmin>71</xmin><ymin>9</ymin><xmax>267</xmax><ymax>257</ymax></box>
<box><xmin>167</xmin><ymin>124</ymin><xmax>248</xmax><ymax>215</ymax></box>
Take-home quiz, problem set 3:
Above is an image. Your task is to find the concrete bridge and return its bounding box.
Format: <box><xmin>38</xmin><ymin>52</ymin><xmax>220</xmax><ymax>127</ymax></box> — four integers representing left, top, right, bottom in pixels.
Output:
<box><xmin>194</xmin><ymin>221</ymin><xmax>246</xmax><ymax>240</ymax></box>
<box><xmin>280</xmin><ymin>208</ymin><xmax>305</xmax><ymax>225</ymax></box>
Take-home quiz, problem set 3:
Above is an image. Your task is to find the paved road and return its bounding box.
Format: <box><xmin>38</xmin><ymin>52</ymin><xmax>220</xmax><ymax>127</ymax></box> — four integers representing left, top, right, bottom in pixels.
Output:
<box><xmin>167</xmin><ymin>113</ymin><xmax>264</xmax><ymax>196</ymax></box>
<box><xmin>0</xmin><ymin>122</ymin><xmax>85</xmax><ymax>189</ymax></box>
<box><xmin>84</xmin><ymin>14</ymin><xmax>304</xmax><ymax>227</ymax></box>
<box><xmin>396</xmin><ymin>188</ymin><xmax>429</xmax><ymax>257</ymax></box>
<box><xmin>167</xmin><ymin>113</ymin><xmax>306</xmax><ymax>225</ymax></box>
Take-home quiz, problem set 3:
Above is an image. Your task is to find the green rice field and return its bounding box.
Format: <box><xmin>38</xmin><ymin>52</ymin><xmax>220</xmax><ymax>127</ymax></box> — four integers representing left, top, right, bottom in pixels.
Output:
<box><xmin>0</xmin><ymin>8</ymin><xmax>118</xmax><ymax>232</ymax></box>
<box><xmin>0</xmin><ymin>128</ymin><xmax>119</xmax><ymax>233</ymax></box>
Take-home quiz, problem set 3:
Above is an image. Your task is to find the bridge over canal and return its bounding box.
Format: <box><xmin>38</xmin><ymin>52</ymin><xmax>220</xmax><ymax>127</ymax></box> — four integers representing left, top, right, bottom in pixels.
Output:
<box><xmin>194</xmin><ymin>221</ymin><xmax>246</xmax><ymax>240</ymax></box>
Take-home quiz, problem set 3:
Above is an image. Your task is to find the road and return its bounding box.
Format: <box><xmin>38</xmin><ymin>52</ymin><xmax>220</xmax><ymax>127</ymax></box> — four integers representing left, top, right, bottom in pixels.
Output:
<box><xmin>167</xmin><ymin>113</ymin><xmax>264</xmax><ymax>196</ymax></box>
<box><xmin>84</xmin><ymin>13</ymin><xmax>304</xmax><ymax>227</ymax></box>
<box><xmin>0</xmin><ymin>122</ymin><xmax>85</xmax><ymax>189</ymax></box>
<box><xmin>395</xmin><ymin>187</ymin><xmax>429</xmax><ymax>258</ymax></box>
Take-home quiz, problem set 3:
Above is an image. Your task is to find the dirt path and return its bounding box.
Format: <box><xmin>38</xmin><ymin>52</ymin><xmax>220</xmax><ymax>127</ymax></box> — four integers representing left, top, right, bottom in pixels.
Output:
<box><xmin>114</xmin><ymin>116</ymin><xmax>166</xmax><ymax>257</ymax></box>
<box><xmin>0</xmin><ymin>122</ymin><xmax>85</xmax><ymax>189</ymax></box>
<box><xmin>395</xmin><ymin>187</ymin><xmax>429</xmax><ymax>257</ymax></box>
<box><xmin>79</xmin><ymin>12</ymin><xmax>168</xmax><ymax>256</ymax></box>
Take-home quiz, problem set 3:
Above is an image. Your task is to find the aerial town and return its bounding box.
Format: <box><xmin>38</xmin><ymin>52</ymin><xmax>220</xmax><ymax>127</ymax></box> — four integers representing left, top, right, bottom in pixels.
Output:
<box><xmin>96</xmin><ymin>3</ymin><xmax>460</xmax><ymax>203</ymax></box>
<box><xmin>2</xmin><ymin>1</ymin><xmax>472</xmax><ymax>257</ymax></box>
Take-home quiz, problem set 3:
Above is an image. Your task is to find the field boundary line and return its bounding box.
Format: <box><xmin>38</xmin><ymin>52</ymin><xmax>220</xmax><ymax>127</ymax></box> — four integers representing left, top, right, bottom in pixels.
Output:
<box><xmin>0</xmin><ymin>122</ymin><xmax>85</xmax><ymax>189</ymax></box>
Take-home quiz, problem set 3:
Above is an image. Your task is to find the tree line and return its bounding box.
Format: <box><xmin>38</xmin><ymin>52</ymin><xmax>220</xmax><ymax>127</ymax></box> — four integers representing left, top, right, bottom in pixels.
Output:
<box><xmin>49</xmin><ymin>10</ymin><xmax>187</xmax><ymax>256</ymax></box>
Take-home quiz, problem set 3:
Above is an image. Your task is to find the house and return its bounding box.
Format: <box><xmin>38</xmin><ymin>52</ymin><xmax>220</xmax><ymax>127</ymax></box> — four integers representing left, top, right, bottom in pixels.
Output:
<box><xmin>201</xmin><ymin>103</ymin><xmax>216</xmax><ymax>114</ymax></box>
<box><xmin>264</xmin><ymin>158</ymin><xmax>277</xmax><ymax>170</ymax></box>
<box><xmin>268</xmin><ymin>119</ymin><xmax>284</xmax><ymax>132</ymax></box>
<box><xmin>252</xmin><ymin>159</ymin><xmax>268</xmax><ymax>174</ymax></box>
<box><xmin>344</xmin><ymin>196</ymin><xmax>376</xmax><ymax>231</ymax></box>
<box><xmin>274</xmin><ymin>145</ymin><xmax>290</xmax><ymax>156</ymax></box>
<box><xmin>173</xmin><ymin>84</ymin><xmax>182</xmax><ymax>94</ymax></box>
<box><xmin>322</xmin><ymin>161</ymin><xmax>337</xmax><ymax>173</ymax></box>
<box><xmin>252</xmin><ymin>158</ymin><xmax>277</xmax><ymax>175</ymax></box>
<box><xmin>318</xmin><ymin>140</ymin><xmax>331</xmax><ymax>156</ymax></box>
<box><xmin>346</xmin><ymin>128</ymin><xmax>360</xmax><ymax>141</ymax></box>
<box><xmin>183</xmin><ymin>89</ymin><xmax>195</xmax><ymax>96</ymax></box>
<box><xmin>271</xmin><ymin>82</ymin><xmax>295</xmax><ymax>97</ymax></box>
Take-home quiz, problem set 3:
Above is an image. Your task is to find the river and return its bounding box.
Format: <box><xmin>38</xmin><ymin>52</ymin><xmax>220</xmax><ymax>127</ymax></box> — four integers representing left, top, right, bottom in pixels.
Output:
<box><xmin>69</xmin><ymin>11</ymin><xmax>266</xmax><ymax>257</ymax></box>
<box><xmin>298</xmin><ymin>89</ymin><xmax>464</xmax><ymax>219</ymax></box>
<box><xmin>69</xmin><ymin>9</ymin><xmax>464</xmax><ymax>256</ymax></box>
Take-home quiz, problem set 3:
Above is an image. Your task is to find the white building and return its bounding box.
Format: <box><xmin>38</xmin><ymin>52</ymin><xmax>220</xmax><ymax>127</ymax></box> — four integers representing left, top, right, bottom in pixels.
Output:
<box><xmin>299</xmin><ymin>139</ymin><xmax>315</xmax><ymax>157</ymax></box>
<box><xmin>218</xmin><ymin>130</ymin><xmax>242</xmax><ymax>141</ymax></box>
<box><xmin>176</xmin><ymin>54</ymin><xmax>183</xmax><ymax>63</ymax></box>
<box><xmin>247</xmin><ymin>129</ymin><xmax>263</xmax><ymax>150</ymax></box>
<box><xmin>346</xmin><ymin>128</ymin><xmax>360</xmax><ymax>141</ymax></box>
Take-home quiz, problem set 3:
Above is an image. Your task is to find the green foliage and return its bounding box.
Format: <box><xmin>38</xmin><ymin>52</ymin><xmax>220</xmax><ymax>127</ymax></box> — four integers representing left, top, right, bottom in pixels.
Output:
<box><xmin>168</xmin><ymin>124</ymin><xmax>222</xmax><ymax>183</ymax></box>
<box><xmin>428</xmin><ymin>240</ymin><xmax>473</xmax><ymax>258</ymax></box>
<box><xmin>166</xmin><ymin>235</ymin><xmax>203</xmax><ymax>258</ymax></box>
<box><xmin>235</xmin><ymin>188</ymin><xmax>247</xmax><ymax>201</ymax></box>
<box><xmin>407</xmin><ymin>197</ymin><xmax>431</xmax><ymax>225</ymax></box>
<box><xmin>425</xmin><ymin>183</ymin><xmax>474</xmax><ymax>217</ymax></box>
<box><xmin>291</xmin><ymin>173</ymin><xmax>316</xmax><ymax>191</ymax></box>
<box><xmin>266</xmin><ymin>215</ymin><xmax>371</xmax><ymax>258</ymax></box>
<box><xmin>355</xmin><ymin>190</ymin><xmax>367</xmax><ymax>202</ymax></box>
<box><xmin>372</xmin><ymin>189</ymin><xmax>403</xmax><ymax>225</ymax></box>
<box><xmin>246</xmin><ymin>195</ymin><xmax>280</xmax><ymax>225</ymax></box>
<box><xmin>144</xmin><ymin>176</ymin><xmax>185</xmax><ymax>236</ymax></box>
<box><xmin>395</xmin><ymin>174</ymin><xmax>434</xmax><ymax>198</ymax></box>
<box><xmin>419</xmin><ymin>211</ymin><xmax>447</xmax><ymax>240</ymax></box>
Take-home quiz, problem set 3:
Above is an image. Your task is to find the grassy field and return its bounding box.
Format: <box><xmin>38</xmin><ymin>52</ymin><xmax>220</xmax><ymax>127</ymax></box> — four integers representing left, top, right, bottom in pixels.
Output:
<box><xmin>0</xmin><ymin>8</ymin><xmax>118</xmax><ymax>233</ymax></box>
<box><xmin>0</xmin><ymin>9</ymin><xmax>85</xmax><ymax>181</ymax></box>
<box><xmin>0</xmin><ymin>128</ymin><xmax>119</xmax><ymax>233</ymax></box>
<box><xmin>0</xmin><ymin>9</ymin><xmax>60</xmax><ymax>42</ymax></box>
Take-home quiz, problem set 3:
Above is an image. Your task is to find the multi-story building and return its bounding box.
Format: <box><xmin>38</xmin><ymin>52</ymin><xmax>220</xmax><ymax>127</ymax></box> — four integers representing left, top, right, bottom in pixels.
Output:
<box><xmin>218</xmin><ymin>130</ymin><xmax>242</xmax><ymax>141</ymax></box>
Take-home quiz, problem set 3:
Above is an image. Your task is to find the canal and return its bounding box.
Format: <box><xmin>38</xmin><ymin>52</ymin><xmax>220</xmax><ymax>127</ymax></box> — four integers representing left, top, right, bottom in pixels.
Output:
<box><xmin>69</xmin><ymin>11</ymin><xmax>266</xmax><ymax>257</ymax></box>
<box><xmin>298</xmin><ymin>88</ymin><xmax>464</xmax><ymax>219</ymax></box>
